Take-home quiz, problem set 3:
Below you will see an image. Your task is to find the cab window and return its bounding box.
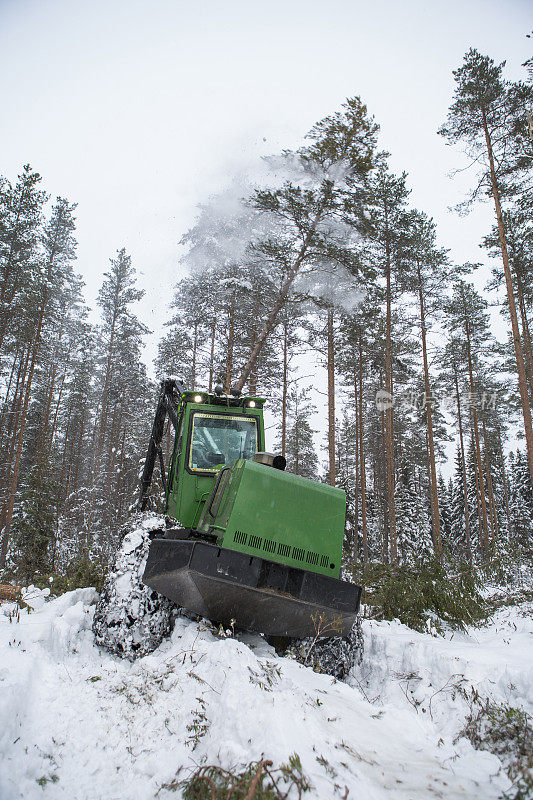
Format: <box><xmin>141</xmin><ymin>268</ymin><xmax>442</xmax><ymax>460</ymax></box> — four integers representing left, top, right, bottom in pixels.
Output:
<box><xmin>188</xmin><ymin>413</ymin><xmax>258</xmax><ymax>472</ymax></box>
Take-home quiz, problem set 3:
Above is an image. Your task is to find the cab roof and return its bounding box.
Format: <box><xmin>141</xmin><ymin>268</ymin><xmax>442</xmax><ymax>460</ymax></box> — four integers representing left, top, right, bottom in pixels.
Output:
<box><xmin>179</xmin><ymin>390</ymin><xmax>266</xmax><ymax>409</ymax></box>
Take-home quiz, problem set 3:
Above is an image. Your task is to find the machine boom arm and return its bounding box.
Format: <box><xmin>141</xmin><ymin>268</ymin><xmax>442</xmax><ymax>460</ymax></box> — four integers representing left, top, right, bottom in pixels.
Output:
<box><xmin>139</xmin><ymin>378</ymin><xmax>184</xmax><ymax>511</ymax></box>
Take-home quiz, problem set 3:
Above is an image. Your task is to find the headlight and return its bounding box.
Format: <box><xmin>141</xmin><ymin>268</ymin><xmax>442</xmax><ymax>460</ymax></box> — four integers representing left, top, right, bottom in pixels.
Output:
<box><xmin>248</xmin><ymin>400</ymin><xmax>256</xmax><ymax>408</ymax></box>
<box><xmin>193</xmin><ymin>394</ymin><xmax>203</xmax><ymax>403</ymax></box>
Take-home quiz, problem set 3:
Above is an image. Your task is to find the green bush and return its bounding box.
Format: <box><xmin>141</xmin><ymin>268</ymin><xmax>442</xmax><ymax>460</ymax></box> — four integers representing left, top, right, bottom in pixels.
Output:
<box><xmin>33</xmin><ymin>558</ymin><xmax>105</xmax><ymax>595</ymax></box>
<box><xmin>348</xmin><ymin>556</ymin><xmax>488</xmax><ymax>633</ymax></box>
<box><xmin>459</xmin><ymin>695</ymin><xmax>532</xmax><ymax>800</ymax></box>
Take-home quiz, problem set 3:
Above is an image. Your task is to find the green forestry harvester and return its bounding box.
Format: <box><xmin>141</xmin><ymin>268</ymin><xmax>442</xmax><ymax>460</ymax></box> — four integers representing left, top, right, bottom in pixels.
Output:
<box><xmin>138</xmin><ymin>378</ymin><xmax>361</xmax><ymax>640</ymax></box>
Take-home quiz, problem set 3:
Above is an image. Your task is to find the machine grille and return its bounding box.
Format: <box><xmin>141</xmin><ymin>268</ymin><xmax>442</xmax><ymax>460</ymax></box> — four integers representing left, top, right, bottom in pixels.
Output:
<box><xmin>233</xmin><ymin>531</ymin><xmax>330</xmax><ymax>569</ymax></box>
<box><xmin>233</xmin><ymin>530</ymin><xmax>248</xmax><ymax>545</ymax></box>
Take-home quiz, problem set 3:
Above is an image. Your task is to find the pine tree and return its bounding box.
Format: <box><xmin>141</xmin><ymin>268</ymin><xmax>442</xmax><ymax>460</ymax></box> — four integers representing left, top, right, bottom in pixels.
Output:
<box><xmin>449</xmin><ymin>447</ymin><xmax>471</xmax><ymax>560</ymax></box>
<box><xmin>0</xmin><ymin>165</ymin><xmax>48</xmax><ymax>356</ymax></box>
<box><xmin>91</xmin><ymin>248</ymin><xmax>151</xmax><ymax>556</ymax></box>
<box><xmin>394</xmin><ymin>475</ymin><xmax>433</xmax><ymax>565</ymax></box>
<box><xmin>95</xmin><ymin>248</ymin><xmax>147</xmax><ymax>454</ymax></box>
<box><xmin>437</xmin><ymin>473</ymin><xmax>452</xmax><ymax>550</ymax></box>
<box><xmin>233</xmin><ymin>97</ymin><xmax>379</xmax><ymax>393</ymax></box>
<box><xmin>0</xmin><ymin>197</ymin><xmax>78</xmax><ymax>568</ymax></box>
<box><xmin>445</xmin><ymin>281</ymin><xmax>497</xmax><ymax>558</ymax></box>
<box><xmin>439</xmin><ymin>49</ymin><xmax>533</xmax><ymax>487</ymax></box>
<box><xmin>365</xmin><ymin>166</ymin><xmax>412</xmax><ymax>563</ymax></box>
<box><xmin>11</xmin><ymin>462</ymin><xmax>58</xmax><ymax>579</ymax></box>
<box><xmin>400</xmin><ymin>211</ymin><xmax>452</xmax><ymax>554</ymax></box>
<box><xmin>276</xmin><ymin>385</ymin><xmax>318</xmax><ymax>480</ymax></box>
<box><xmin>484</xmin><ymin>208</ymin><xmax>533</xmax><ymax>403</ymax></box>
<box><xmin>335</xmin><ymin>410</ymin><xmax>359</xmax><ymax>560</ymax></box>
<box><xmin>277</xmin><ymin>306</ymin><xmax>305</xmax><ymax>458</ymax></box>
<box><xmin>508</xmin><ymin>449</ymin><xmax>533</xmax><ymax>550</ymax></box>
<box><xmin>336</xmin><ymin>297</ymin><xmax>382</xmax><ymax>562</ymax></box>
<box><xmin>304</xmin><ymin>305</ymin><xmax>340</xmax><ymax>487</ymax></box>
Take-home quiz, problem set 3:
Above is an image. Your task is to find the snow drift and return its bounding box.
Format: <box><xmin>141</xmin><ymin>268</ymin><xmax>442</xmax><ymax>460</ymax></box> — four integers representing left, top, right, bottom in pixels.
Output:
<box><xmin>0</xmin><ymin>581</ymin><xmax>531</xmax><ymax>798</ymax></box>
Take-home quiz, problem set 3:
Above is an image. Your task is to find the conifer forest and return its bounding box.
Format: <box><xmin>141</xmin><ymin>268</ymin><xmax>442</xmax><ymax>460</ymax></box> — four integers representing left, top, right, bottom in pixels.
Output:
<box><xmin>0</xmin><ymin>47</ymin><xmax>532</xmax><ymax>595</ymax></box>
<box><xmin>2</xmin><ymin>3</ymin><xmax>533</xmax><ymax>795</ymax></box>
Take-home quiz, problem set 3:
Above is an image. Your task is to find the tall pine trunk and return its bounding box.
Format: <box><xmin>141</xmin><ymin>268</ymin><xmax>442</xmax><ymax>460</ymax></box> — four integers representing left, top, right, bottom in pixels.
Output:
<box><xmin>97</xmin><ymin>315</ymin><xmax>117</xmax><ymax>453</ymax></box>
<box><xmin>0</xmin><ymin>287</ymin><xmax>47</xmax><ymax>567</ymax></box>
<box><xmin>353</xmin><ymin>365</ymin><xmax>359</xmax><ymax>558</ymax></box>
<box><xmin>49</xmin><ymin>362</ymin><xmax>70</xmax><ymax>450</ymax></box>
<box><xmin>384</xmin><ymin>236</ymin><xmax>397</xmax><ymax>562</ymax></box>
<box><xmin>461</xmin><ymin>288</ymin><xmax>490</xmax><ymax>556</ymax></box>
<box><xmin>281</xmin><ymin>321</ymin><xmax>288</xmax><ymax>458</ymax></box>
<box><xmin>481</xmin><ymin>417</ymin><xmax>498</xmax><ymax>549</ymax></box>
<box><xmin>191</xmin><ymin>321</ymin><xmax>198</xmax><ymax>390</ymax></box>
<box><xmin>225</xmin><ymin>292</ymin><xmax>235</xmax><ymax>394</ymax></box>
<box><xmin>453</xmin><ymin>367</ymin><xmax>472</xmax><ymax>560</ymax></box>
<box><xmin>208</xmin><ymin>320</ymin><xmax>216</xmax><ymax>393</ymax></box>
<box><xmin>358</xmin><ymin>338</ymin><xmax>368</xmax><ymax>562</ymax></box>
<box><xmin>417</xmin><ymin>261</ymin><xmax>441</xmax><ymax>554</ymax></box>
<box><xmin>481</xmin><ymin>109</ymin><xmax>533</xmax><ymax>488</ymax></box>
<box><xmin>327</xmin><ymin>309</ymin><xmax>336</xmax><ymax>486</ymax></box>
<box><xmin>515</xmin><ymin>271</ymin><xmax>533</xmax><ymax>402</ymax></box>
<box><xmin>497</xmin><ymin>428</ymin><xmax>512</xmax><ymax>537</ymax></box>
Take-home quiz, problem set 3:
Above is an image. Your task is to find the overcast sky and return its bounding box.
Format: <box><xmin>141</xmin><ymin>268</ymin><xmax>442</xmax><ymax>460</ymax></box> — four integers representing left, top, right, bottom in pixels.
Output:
<box><xmin>1</xmin><ymin>0</ymin><xmax>531</xmax><ymax>457</ymax></box>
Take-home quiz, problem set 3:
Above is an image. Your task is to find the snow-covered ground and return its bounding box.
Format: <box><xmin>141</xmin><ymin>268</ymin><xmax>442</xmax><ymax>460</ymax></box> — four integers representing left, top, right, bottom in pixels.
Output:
<box><xmin>0</xmin><ymin>585</ymin><xmax>531</xmax><ymax>799</ymax></box>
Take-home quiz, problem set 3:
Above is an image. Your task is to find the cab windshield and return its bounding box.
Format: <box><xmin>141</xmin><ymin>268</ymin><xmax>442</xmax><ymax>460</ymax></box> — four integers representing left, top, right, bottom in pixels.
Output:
<box><xmin>189</xmin><ymin>413</ymin><xmax>258</xmax><ymax>471</ymax></box>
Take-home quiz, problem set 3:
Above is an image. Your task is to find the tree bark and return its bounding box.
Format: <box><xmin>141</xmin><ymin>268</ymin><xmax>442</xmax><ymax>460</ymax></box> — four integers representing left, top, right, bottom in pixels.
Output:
<box><xmin>353</xmin><ymin>364</ymin><xmax>359</xmax><ymax>559</ymax></box>
<box><xmin>380</xmin><ymin>407</ymin><xmax>389</xmax><ymax>562</ymax></box>
<box><xmin>384</xmin><ymin>223</ymin><xmax>397</xmax><ymax>562</ymax></box>
<box><xmin>281</xmin><ymin>321</ymin><xmax>288</xmax><ymax>458</ymax></box>
<box><xmin>470</xmin><ymin>432</ymin><xmax>484</xmax><ymax>555</ymax></box>
<box><xmin>461</xmin><ymin>287</ymin><xmax>490</xmax><ymax>556</ymax></box>
<box><xmin>417</xmin><ymin>261</ymin><xmax>441</xmax><ymax>554</ymax></box>
<box><xmin>294</xmin><ymin>391</ymin><xmax>300</xmax><ymax>475</ymax></box>
<box><xmin>225</xmin><ymin>292</ymin><xmax>235</xmax><ymax>394</ymax></box>
<box><xmin>327</xmin><ymin>309</ymin><xmax>336</xmax><ymax>486</ymax></box>
<box><xmin>208</xmin><ymin>320</ymin><xmax>216</xmax><ymax>393</ymax></box>
<box><xmin>191</xmin><ymin>321</ymin><xmax>198</xmax><ymax>390</ymax></box>
<box><xmin>359</xmin><ymin>338</ymin><xmax>368</xmax><ymax>562</ymax></box>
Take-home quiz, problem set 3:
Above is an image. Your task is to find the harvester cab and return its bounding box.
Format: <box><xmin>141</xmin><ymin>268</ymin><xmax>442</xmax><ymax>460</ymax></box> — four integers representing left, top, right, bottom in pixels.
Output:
<box><xmin>138</xmin><ymin>378</ymin><xmax>361</xmax><ymax>641</ymax></box>
<box><xmin>141</xmin><ymin>380</ymin><xmax>266</xmax><ymax>531</ymax></box>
